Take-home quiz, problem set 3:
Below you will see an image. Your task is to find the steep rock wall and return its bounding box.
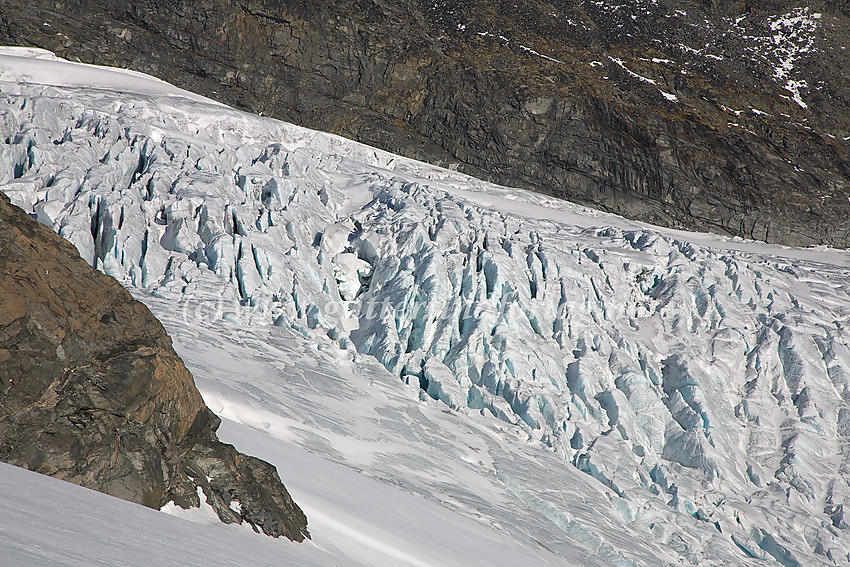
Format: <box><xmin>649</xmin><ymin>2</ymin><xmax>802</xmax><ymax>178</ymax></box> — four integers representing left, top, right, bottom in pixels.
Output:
<box><xmin>1</xmin><ymin>0</ymin><xmax>848</xmax><ymax>246</ymax></box>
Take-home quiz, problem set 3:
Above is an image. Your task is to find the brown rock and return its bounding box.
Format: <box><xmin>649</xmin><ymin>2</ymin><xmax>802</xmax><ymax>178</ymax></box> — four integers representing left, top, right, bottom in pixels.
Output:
<box><xmin>0</xmin><ymin>192</ymin><xmax>309</xmax><ymax>541</ymax></box>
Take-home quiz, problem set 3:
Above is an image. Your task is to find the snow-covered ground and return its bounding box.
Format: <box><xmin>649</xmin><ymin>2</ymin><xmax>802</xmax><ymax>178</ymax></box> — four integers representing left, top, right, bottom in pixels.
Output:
<box><xmin>2</xmin><ymin>46</ymin><xmax>850</xmax><ymax>566</ymax></box>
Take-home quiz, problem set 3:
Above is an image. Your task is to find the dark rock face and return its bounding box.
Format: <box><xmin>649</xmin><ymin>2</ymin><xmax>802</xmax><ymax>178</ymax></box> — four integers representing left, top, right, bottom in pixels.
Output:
<box><xmin>0</xmin><ymin>1</ymin><xmax>849</xmax><ymax>247</ymax></box>
<box><xmin>0</xmin><ymin>191</ymin><xmax>309</xmax><ymax>541</ymax></box>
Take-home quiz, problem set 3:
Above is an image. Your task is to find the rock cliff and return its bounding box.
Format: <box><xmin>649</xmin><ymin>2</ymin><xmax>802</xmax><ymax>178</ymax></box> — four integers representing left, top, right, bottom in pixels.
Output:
<box><xmin>0</xmin><ymin>191</ymin><xmax>309</xmax><ymax>541</ymax></box>
<box><xmin>1</xmin><ymin>0</ymin><xmax>848</xmax><ymax>247</ymax></box>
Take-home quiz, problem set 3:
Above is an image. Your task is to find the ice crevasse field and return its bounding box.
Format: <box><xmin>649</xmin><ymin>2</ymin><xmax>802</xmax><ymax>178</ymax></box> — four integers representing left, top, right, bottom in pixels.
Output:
<box><xmin>1</xmin><ymin>46</ymin><xmax>850</xmax><ymax>566</ymax></box>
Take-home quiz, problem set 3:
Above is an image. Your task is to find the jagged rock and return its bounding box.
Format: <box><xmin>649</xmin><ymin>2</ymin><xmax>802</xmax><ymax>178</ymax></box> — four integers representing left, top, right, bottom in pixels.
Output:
<box><xmin>0</xmin><ymin>191</ymin><xmax>309</xmax><ymax>541</ymax></box>
<box><xmin>0</xmin><ymin>0</ymin><xmax>848</xmax><ymax>247</ymax></box>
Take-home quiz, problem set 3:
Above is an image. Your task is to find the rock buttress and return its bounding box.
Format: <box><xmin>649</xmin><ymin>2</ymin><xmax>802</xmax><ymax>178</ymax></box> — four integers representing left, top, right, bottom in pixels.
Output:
<box><xmin>0</xmin><ymin>192</ymin><xmax>309</xmax><ymax>541</ymax></box>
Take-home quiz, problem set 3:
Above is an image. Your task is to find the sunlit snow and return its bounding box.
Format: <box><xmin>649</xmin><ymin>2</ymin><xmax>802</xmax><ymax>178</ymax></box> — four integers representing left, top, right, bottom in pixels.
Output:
<box><xmin>2</xmin><ymin>47</ymin><xmax>850</xmax><ymax>566</ymax></box>
<box><xmin>730</xmin><ymin>7</ymin><xmax>822</xmax><ymax>109</ymax></box>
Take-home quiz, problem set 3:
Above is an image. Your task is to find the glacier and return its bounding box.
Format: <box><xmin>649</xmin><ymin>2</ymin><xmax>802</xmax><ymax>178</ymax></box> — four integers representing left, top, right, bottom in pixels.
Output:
<box><xmin>2</xmin><ymin>46</ymin><xmax>850</xmax><ymax>566</ymax></box>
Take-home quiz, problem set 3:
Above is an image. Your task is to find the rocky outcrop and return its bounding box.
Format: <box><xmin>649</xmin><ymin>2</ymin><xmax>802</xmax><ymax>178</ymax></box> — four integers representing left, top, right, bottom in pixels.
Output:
<box><xmin>0</xmin><ymin>191</ymin><xmax>309</xmax><ymax>541</ymax></box>
<box><xmin>1</xmin><ymin>0</ymin><xmax>848</xmax><ymax>247</ymax></box>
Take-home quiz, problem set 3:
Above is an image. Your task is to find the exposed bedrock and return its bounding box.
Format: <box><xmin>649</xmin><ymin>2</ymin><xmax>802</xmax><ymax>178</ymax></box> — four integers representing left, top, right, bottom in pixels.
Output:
<box><xmin>1</xmin><ymin>0</ymin><xmax>849</xmax><ymax>247</ymax></box>
<box><xmin>0</xmin><ymin>191</ymin><xmax>309</xmax><ymax>541</ymax></box>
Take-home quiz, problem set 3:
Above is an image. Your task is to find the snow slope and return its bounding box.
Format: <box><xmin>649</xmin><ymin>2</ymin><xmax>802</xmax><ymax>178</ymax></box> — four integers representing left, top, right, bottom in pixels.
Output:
<box><xmin>2</xmin><ymin>47</ymin><xmax>850</xmax><ymax>566</ymax></box>
<box><xmin>0</xmin><ymin>458</ymin><xmax>348</xmax><ymax>567</ymax></box>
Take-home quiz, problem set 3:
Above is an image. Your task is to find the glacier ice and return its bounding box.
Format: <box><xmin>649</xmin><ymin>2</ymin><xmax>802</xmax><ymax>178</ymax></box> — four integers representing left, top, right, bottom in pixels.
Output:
<box><xmin>3</xmin><ymin>50</ymin><xmax>850</xmax><ymax>566</ymax></box>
